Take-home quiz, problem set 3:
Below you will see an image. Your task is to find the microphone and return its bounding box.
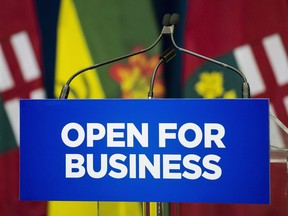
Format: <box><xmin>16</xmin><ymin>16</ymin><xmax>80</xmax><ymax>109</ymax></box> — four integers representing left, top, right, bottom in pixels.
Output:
<box><xmin>162</xmin><ymin>13</ymin><xmax>171</xmax><ymax>26</ymax></box>
<box><xmin>148</xmin><ymin>48</ymin><xmax>177</xmax><ymax>99</ymax></box>
<box><xmin>166</xmin><ymin>13</ymin><xmax>251</xmax><ymax>98</ymax></box>
<box><xmin>170</xmin><ymin>13</ymin><xmax>180</xmax><ymax>25</ymax></box>
<box><xmin>59</xmin><ymin>13</ymin><xmax>173</xmax><ymax>99</ymax></box>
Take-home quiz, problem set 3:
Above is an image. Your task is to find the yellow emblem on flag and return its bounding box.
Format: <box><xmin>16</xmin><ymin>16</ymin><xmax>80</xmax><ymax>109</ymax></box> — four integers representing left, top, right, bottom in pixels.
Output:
<box><xmin>109</xmin><ymin>47</ymin><xmax>165</xmax><ymax>98</ymax></box>
<box><xmin>195</xmin><ymin>71</ymin><xmax>237</xmax><ymax>98</ymax></box>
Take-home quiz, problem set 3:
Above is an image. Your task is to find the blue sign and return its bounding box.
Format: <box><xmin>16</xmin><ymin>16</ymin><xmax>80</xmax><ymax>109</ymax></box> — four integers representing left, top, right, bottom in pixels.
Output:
<box><xmin>20</xmin><ymin>99</ymin><xmax>270</xmax><ymax>203</ymax></box>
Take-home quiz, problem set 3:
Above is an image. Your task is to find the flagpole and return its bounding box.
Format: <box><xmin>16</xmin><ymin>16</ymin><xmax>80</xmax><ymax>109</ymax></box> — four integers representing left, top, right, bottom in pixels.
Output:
<box><xmin>143</xmin><ymin>202</ymin><xmax>149</xmax><ymax>216</ymax></box>
<box><xmin>157</xmin><ymin>202</ymin><xmax>163</xmax><ymax>216</ymax></box>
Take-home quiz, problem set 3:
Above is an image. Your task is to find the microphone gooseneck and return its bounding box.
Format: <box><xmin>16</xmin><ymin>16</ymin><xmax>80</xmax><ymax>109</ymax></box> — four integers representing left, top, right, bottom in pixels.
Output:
<box><xmin>59</xmin><ymin>14</ymin><xmax>173</xmax><ymax>99</ymax></box>
<box><xmin>59</xmin><ymin>12</ymin><xmax>250</xmax><ymax>99</ymax></box>
<box><xmin>148</xmin><ymin>48</ymin><xmax>177</xmax><ymax>99</ymax></box>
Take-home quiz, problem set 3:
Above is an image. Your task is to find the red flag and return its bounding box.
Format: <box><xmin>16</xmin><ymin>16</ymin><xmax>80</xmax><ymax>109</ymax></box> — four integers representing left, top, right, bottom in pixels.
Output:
<box><xmin>171</xmin><ymin>1</ymin><xmax>288</xmax><ymax>215</ymax></box>
<box><xmin>182</xmin><ymin>0</ymin><xmax>288</xmax><ymax>126</ymax></box>
<box><xmin>0</xmin><ymin>0</ymin><xmax>47</xmax><ymax>215</ymax></box>
<box><xmin>182</xmin><ymin>0</ymin><xmax>288</xmax><ymax>149</ymax></box>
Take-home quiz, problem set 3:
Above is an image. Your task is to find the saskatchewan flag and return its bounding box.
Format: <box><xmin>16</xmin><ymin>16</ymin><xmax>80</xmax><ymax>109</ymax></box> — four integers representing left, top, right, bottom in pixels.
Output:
<box><xmin>49</xmin><ymin>0</ymin><xmax>164</xmax><ymax>216</ymax></box>
<box><xmin>54</xmin><ymin>0</ymin><xmax>164</xmax><ymax>100</ymax></box>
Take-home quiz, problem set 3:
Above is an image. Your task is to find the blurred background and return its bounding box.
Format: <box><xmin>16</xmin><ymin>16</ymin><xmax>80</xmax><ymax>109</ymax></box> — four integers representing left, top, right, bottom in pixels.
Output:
<box><xmin>1</xmin><ymin>0</ymin><xmax>288</xmax><ymax>215</ymax></box>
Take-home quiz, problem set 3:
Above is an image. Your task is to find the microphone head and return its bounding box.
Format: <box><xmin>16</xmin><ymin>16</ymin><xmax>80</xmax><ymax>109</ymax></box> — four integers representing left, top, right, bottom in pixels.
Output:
<box><xmin>162</xmin><ymin>14</ymin><xmax>171</xmax><ymax>26</ymax></box>
<box><xmin>170</xmin><ymin>13</ymin><xmax>180</xmax><ymax>25</ymax></box>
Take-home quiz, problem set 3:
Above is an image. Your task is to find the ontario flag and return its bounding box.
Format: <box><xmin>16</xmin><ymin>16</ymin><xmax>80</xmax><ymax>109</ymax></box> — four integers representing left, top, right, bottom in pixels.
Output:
<box><xmin>181</xmin><ymin>0</ymin><xmax>288</xmax><ymax>149</ymax></box>
<box><xmin>0</xmin><ymin>0</ymin><xmax>46</xmax><ymax>215</ymax></box>
<box><xmin>169</xmin><ymin>0</ymin><xmax>288</xmax><ymax>215</ymax></box>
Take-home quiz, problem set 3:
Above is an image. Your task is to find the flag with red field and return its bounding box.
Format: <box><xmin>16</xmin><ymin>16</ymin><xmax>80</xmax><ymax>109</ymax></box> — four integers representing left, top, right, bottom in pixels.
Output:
<box><xmin>182</xmin><ymin>0</ymin><xmax>288</xmax><ymax>149</ymax></box>
<box><xmin>0</xmin><ymin>0</ymin><xmax>46</xmax><ymax>215</ymax></box>
<box><xmin>169</xmin><ymin>0</ymin><xmax>288</xmax><ymax>215</ymax></box>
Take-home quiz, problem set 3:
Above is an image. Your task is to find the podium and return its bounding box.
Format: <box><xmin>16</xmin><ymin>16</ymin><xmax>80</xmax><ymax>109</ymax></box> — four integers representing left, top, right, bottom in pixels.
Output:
<box><xmin>169</xmin><ymin>113</ymin><xmax>288</xmax><ymax>216</ymax></box>
<box><xmin>20</xmin><ymin>98</ymin><xmax>276</xmax><ymax>215</ymax></box>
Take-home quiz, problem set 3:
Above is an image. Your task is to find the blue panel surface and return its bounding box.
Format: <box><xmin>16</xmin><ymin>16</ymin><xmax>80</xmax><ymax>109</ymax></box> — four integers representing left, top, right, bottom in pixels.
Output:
<box><xmin>20</xmin><ymin>99</ymin><xmax>270</xmax><ymax>203</ymax></box>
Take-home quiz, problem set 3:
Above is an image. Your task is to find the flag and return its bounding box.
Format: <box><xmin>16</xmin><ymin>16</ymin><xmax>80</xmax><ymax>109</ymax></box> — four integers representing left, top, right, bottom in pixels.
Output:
<box><xmin>0</xmin><ymin>0</ymin><xmax>47</xmax><ymax>215</ymax></box>
<box><xmin>45</xmin><ymin>0</ymin><xmax>165</xmax><ymax>215</ymax></box>
<box><xmin>54</xmin><ymin>0</ymin><xmax>164</xmax><ymax>99</ymax></box>
<box><xmin>181</xmin><ymin>0</ymin><xmax>288</xmax><ymax>150</ymax></box>
<box><xmin>182</xmin><ymin>0</ymin><xmax>288</xmax><ymax>126</ymax></box>
<box><xmin>168</xmin><ymin>0</ymin><xmax>288</xmax><ymax>215</ymax></box>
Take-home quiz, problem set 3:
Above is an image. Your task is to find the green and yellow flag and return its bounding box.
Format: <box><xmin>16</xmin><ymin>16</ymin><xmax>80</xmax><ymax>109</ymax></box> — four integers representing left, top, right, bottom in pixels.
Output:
<box><xmin>50</xmin><ymin>0</ymin><xmax>164</xmax><ymax>216</ymax></box>
<box><xmin>54</xmin><ymin>0</ymin><xmax>164</xmax><ymax>100</ymax></box>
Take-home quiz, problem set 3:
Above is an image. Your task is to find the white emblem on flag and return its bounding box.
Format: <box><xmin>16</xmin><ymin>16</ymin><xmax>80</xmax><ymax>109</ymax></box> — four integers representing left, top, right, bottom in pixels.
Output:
<box><xmin>1</xmin><ymin>31</ymin><xmax>45</xmax><ymax>145</ymax></box>
<box><xmin>263</xmin><ymin>33</ymin><xmax>288</xmax><ymax>86</ymax></box>
<box><xmin>10</xmin><ymin>31</ymin><xmax>41</xmax><ymax>82</ymax></box>
<box><xmin>283</xmin><ymin>96</ymin><xmax>288</xmax><ymax>116</ymax></box>
<box><xmin>4</xmin><ymin>98</ymin><xmax>20</xmax><ymax>144</ymax></box>
<box><xmin>234</xmin><ymin>45</ymin><xmax>265</xmax><ymax>96</ymax></box>
<box><xmin>0</xmin><ymin>45</ymin><xmax>14</xmax><ymax>92</ymax></box>
<box><xmin>30</xmin><ymin>88</ymin><xmax>46</xmax><ymax>99</ymax></box>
